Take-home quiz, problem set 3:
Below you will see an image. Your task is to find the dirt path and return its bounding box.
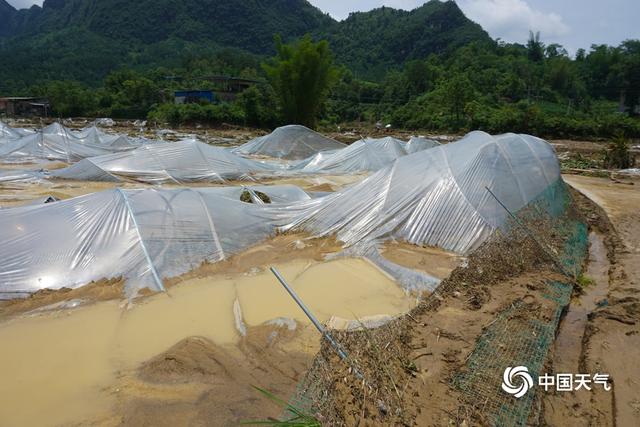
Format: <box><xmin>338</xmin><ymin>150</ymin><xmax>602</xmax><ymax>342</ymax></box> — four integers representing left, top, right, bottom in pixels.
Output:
<box><xmin>561</xmin><ymin>175</ymin><xmax>640</xmax><ymax>426</ymax></box>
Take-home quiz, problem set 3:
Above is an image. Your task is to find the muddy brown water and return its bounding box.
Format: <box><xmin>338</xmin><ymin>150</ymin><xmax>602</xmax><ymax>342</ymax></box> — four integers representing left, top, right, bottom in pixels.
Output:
<box><xmin>0</xmin><ymin>258</ymin><xmax>416</xmax><ymax>427</ymax></box>
<box><xmin>553</xmin><ymin>232</ymin><xmax>610</xmax><ymax>373</ymax></box>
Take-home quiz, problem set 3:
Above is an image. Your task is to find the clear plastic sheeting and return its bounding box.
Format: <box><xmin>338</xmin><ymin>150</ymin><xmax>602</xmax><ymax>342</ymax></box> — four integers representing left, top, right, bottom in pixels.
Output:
<box><xmin>52</xmin><ymin>140</ymin><xmax>279</xmax><ymax>184</ymax></box>
<box><xmin>0</xmin><ymin>122</ymin><xmax>149</xmax><ymax>163</ymax></box>
<box><xmin>66</xmin><ymin>125</ymin><xmax>144</xmax><ymax>150</ymax></box>
<box><xmin>0</xmin><ymin>131</ymin><xmax>564</xmax><ymax>298</ymax></box>
<box><xmin>272</xmin><ymin>131</ymin><xmax>561</xmax><ymax>254</ymax></box>
<box><xmin>233</xmin><ymin>125</ymin><xmax>346</xmax><ymax>160</ymax></box>
<box><xmin>0</xmin><ymin>169</ymin><xmax>48</xmax><ymax>183</ymax></box>
<box><xmin>405</xmin><ymin>136</ymin><xmax>440</xmax><ymax>154</ymax></box>
<box><xmin>0</xmin><ymin>185</ymin><xmax>310</xmax><ymax>299</ymax></box>
<box><xmin>618</xmin><ymin>168</ymin><xmax>640</xmax><ymax>177</ymax></box>
<box><xmin>327</xmin><ymin>241</ymin><xmax>441</xmax><ymax>293</ymax></box>
<box><xmin>0</xmin><ymin>121</ymin><xmax>34</xmax><ymax>142</ymax></box>
<box><xmin>290</xmin><ymin>136</ymin><xmax>409</xmax><ymax>174</ymax></box>
<box><xmin>49</xmin><ymin>134</ymin><xmax>440</xmax><ymax>182</ymax></box>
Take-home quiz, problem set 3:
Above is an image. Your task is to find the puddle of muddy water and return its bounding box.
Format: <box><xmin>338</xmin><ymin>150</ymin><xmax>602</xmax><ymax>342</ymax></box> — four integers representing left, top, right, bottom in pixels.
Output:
<box><xmin>0</xmin><ymin>257</ymin><xmax>414</xmax><ymax>427</ymax></box>
<box><xmin>553</xmin><ymin>232</ymin><xmax>609</xmax><ymax>373</ymax></box>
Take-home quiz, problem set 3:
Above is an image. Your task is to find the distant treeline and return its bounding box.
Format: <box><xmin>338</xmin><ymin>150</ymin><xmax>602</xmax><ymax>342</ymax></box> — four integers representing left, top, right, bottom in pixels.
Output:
<box><xmin>26</xmin><ymin>35</ymin><xmax>640</xmax><ymax>138</ymax></box>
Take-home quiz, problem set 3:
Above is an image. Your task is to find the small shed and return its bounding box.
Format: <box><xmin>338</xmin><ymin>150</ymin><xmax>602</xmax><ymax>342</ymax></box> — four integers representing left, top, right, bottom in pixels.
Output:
<box><xmin>0</xmin><ymin>97</ymin><xmax>50</xmax><ymax>117</ymax></box>
<box><xmin>174</xmin><ymin>90</ymin><xmax>216</xmax><ymax>105</ymax></box>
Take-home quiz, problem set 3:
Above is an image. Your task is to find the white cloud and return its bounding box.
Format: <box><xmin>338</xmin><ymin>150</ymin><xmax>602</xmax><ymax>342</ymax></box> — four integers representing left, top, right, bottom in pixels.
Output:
<box><xmin>457</xmin><ymin>0</ymin><xmax>570</xmax><ymax>43</ymax></box>
<box><xmin>310</xmin><ymin>0</ymin><xmax>424</xmax><ymax>20</ymax></box>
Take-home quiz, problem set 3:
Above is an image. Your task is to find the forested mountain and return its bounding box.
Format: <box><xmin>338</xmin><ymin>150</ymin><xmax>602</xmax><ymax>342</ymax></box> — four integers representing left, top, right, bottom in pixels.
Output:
<box><xmin>323</xmin><ymin>1</ymin><xmax>490</xmax><ymax>78</ymax></box>
<box><xmin>0</xmin><ymin>0</ymin><xmax>490</xmax><ymax>86</ymax></box>
<box><xmin>0</xmin><ymin>0</ymin><xmax>15</xmax><ymax>34</ymax></box>
<box><xmin>1</xmin><ymin>0</ymin><xmax>333</xmax><ymax>51</ymax></box>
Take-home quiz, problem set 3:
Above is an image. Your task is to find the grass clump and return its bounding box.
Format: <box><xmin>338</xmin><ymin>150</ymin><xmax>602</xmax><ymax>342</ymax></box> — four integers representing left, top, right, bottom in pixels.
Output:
<box><xmin>242</xmin><ymin>385</ymin><xmax>321</xmax><ymax>427</ymax></box>
<box><xmin>577</xmin><ymin>274</ymin><xmax>595</xmax><ymax>288</ymax></box>
<box><xmin>603</xmin><ymin>133</ymin><xmax>632</xmax><ymax>169</ymax></box>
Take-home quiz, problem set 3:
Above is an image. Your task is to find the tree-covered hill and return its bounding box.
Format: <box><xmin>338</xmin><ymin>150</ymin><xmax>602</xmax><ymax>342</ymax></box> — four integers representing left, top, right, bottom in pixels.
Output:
<box><xmin>0</xmin><ymin>0</ymin><xmax>490</xmax><ymax>86</ymax></box>
<box><xmin>322</xmin><ymin>1</ymin><xmax>491</xmax><ymax>79</ymax></box>
<box><xmin>0</xmin><ymin>0</ymin><xmax>16</xmax><ymax>35</ymax></box>
<box><xmin>1</xmin><ymin>0</ymin><xmax>334</xmax><ymax>51</ymax></box>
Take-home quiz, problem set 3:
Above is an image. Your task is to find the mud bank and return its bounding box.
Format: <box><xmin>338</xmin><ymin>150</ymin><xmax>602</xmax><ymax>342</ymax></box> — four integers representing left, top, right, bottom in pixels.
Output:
<box><xmin>559</xmin><ymin>175</ymin><xmax>640</xmax><ymax>427</ymax></box>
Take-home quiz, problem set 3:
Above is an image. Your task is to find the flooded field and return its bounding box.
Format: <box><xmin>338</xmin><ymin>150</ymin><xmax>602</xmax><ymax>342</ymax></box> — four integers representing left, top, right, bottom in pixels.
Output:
<box><xmin>0</xmin><ymin>257</ymin><xmax>420</xmax><ymax>426</ymax></box>
<box><xmin>1</xmin><ymin>120</ymin><xmax>635</xmax><ymax>426</ymax></box>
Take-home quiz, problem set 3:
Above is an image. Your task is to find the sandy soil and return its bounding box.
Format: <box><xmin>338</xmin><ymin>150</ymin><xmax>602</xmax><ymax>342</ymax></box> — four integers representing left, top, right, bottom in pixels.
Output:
<box><xmin>0</xmin><ymin>180</ymin><xmax>125</xmax><ymax>208</ymax></box>
<box><xmin>381</xmin><ymin>241</ymin><xmax>463</xmax><ymax>280</ymax></box>
<box><xmin>551</xmin><ymin>139</ymin><xmax>608</xmax><ymax>154</ymax></box>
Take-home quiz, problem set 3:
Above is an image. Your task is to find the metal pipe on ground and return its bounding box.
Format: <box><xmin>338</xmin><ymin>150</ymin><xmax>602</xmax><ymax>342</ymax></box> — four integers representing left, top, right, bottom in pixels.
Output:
<box><xmin>269</xmin><ymin>266</ymin><xmax>364</xmax><ymax>381</ymax></box>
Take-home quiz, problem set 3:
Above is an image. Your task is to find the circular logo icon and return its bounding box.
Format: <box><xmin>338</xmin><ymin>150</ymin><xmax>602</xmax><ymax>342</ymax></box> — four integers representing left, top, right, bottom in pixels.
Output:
<box><xmin>502</xmin><ymin>366</ymin><xmax>533</xmax><ymax>398</ymax></box>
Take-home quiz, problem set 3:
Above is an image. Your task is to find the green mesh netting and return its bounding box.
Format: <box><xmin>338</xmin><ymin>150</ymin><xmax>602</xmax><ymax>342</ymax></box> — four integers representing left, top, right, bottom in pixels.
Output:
<box><xmin>451</xmin><ymin>281</ymin><xmax>572</xmax><ymax>426</ymax></box>
<box><xmin>450</xmin><ymin>180</ymin><xmax>588</xmax><ymax>426</ymax></box>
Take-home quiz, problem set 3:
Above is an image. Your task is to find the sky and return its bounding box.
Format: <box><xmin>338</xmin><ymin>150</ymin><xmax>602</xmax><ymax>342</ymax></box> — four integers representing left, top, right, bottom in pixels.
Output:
<box><xmin>7</xmin><ymin>0</ymin><xmax>640</xmax><ymax>54</ymax></box>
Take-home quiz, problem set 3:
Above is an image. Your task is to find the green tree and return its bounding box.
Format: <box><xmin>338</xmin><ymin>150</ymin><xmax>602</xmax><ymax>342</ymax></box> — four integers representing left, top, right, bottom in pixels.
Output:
<box><xmin>236</xmin><ymin>84</ymin><xmax>279</xmax><ymax>127</ymax></box>
<box><xmin>545</xmin><ymin>43</ymin><xmax>568</xmax><ymax>59</ymax></box>
<box><xmin>620</xmin><ymin>40</ymin><xmax>640</xmax><ymax>116</ymax></box>
<box><xmin>527</xmin><ymin>31</ymin><xmax>545</xmax><ymax>62</ymax></box>
<box><xmin>442</xmin><ymin>74</ymin><xmax>475</xmax><ymax>122</ymax></box>
<box><xmin>263</xmin><ymin>35</ymin><xmax>338</xmax><ymax>128</ymax></box>
<box><xmin>34</xmin><ymin>81</ymin><xmax>97</xmax><ymax>117</ymax></box>
<box><xmin>604</xmin><ymin>133</ymin><xmax>632</xmax><ymax>168</ymax></box>
<box><xmin>103</xmin><ymin>70</ymin><xmax>162</xmax><ymax>117</ymax></box>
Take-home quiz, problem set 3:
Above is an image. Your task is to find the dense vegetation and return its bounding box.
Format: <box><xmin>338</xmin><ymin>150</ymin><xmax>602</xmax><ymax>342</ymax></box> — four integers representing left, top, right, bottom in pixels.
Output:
<box><xmin>0</xmin><ymin>0</ymin><xmax>487</xmax><ymax>86</ymax></box>
<box><xmin>382</xmin><ymin>37</ymin><xmax>640</xmax><ymax>138</ymax></box>
<box><xmin>1</xmin><ymin>0</ymin><xmax>639</xmax><ymax>138</ymax></box>
<box><xmin>263</xmin><ymin>35</ymin><xmax>338</xmax><ymax>128</ymax></box>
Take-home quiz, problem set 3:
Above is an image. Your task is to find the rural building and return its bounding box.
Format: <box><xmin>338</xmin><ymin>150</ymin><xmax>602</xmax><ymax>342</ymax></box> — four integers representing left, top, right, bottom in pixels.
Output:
<box><xmin>0</xmin><ymin>97</ymin><xmax>50</xmax><ymax>117</ymax></box>
<box><xmin>174</xmin><ymin>90</ymin><xmax>216</xmax><ymax>104</ymax></box>
<box><xmin>174</xmin><ymin>75</ymin><xmax>261</xmax><ymax>104</ymax></box>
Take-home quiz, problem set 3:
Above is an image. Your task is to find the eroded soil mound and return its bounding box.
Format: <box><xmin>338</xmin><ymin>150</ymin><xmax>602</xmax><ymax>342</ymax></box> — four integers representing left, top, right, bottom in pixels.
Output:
<box><xmin>118</xmin><ymin>322</ymin><xmax>317</xmax><ymax>426</ymax></box>
<box><xmin>139</xmin><ymin>336</ymin><xmax>236</xmax><ymax>384</ymax></box>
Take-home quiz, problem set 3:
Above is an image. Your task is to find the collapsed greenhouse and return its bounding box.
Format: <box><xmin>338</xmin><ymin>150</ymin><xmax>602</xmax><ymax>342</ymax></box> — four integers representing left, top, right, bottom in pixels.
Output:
<box><xmin>0</xmin><ymin>122</ymin><xmax>147</xmax><ymax>163</ymax></box>
<box><xmin>405</xmin><ymin>136</ymin><xmax>440</xmax><ymax>153</ymax></box>
<box><xmin>51</xmin><ymin>134</ymin><xmax>440</xmax><ymax>183</ymax></box>
<box><xmin>51</xmin><ymin>139</ymin><xmax>278</xmax><ymax>183</ymax></box>
<box><xmin>233</xmin><ymin>124</ymin><xmax>346</xmax><ymax>160</ymax></box>
<box><xmin>275</xmin><ymin>131</ymin><xmax>561</xmax><ymax>254</ymax></box>
<box><xmin>0</xmin><ymin>185</ymin><xmax>310</xmax><ymax>299</ymax></box>
<box><xmin>0</xmin><ymin>121</ymin><xmax>33</xmax><ymax>141</ymax></box>
<box><xmin>0</xmin><ymin>130</ymin><xmax>564</xmax><ymax>298</ymax></box>
<box><xmin>290</xmin><ymin>136</ymin><xmax>413</xmax><ymax>173</ymax></box>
